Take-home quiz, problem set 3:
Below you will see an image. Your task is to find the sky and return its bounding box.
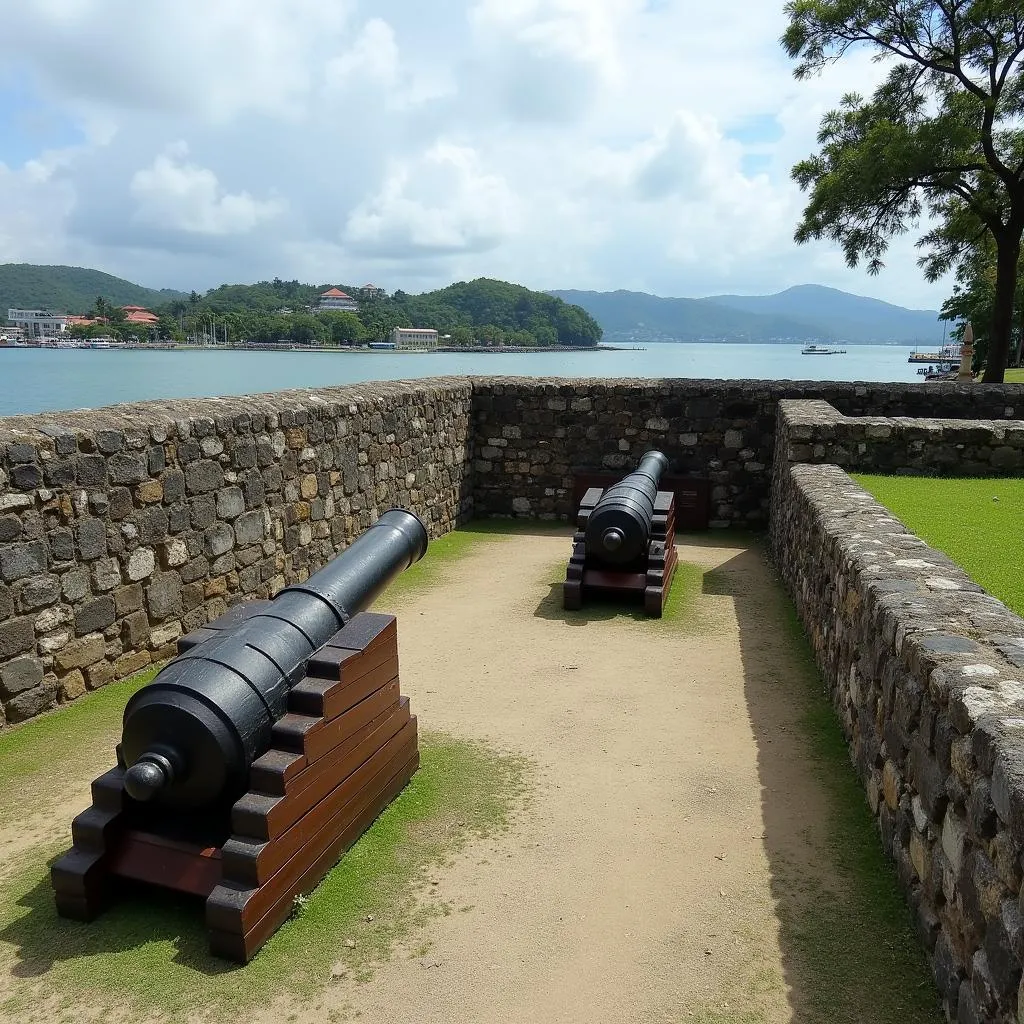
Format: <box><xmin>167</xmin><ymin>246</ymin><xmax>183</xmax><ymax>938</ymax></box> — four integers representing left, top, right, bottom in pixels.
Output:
<box><xmin>0</xmin><ymin>0</ymin><xmax>950</xmax><ymax>310</ymax></box>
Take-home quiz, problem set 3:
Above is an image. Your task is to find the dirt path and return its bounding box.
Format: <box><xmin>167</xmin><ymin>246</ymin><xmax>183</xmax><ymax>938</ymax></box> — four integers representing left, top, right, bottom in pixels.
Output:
<box><xmin>282</xmin><ymin>529</ymin><xmax>821</xmax><ymax>1024</ymax></box>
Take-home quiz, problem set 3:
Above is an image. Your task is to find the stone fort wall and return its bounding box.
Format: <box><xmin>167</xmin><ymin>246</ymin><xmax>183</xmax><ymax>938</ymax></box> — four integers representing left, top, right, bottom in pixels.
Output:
<box><xmin>0</xmin><ymin>379</ymin><xmax>472</xmax><ymax>726</ymax></box>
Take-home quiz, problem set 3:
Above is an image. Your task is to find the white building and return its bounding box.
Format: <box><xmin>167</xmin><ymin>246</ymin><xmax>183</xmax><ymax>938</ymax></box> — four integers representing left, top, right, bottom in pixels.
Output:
<box><xmin>391</xmin><ymin>327</ymin><xmax>439</xmax><ymax>351</ymax></box>
<box><xmin>7</xmin><ymin>309</ymin><xmax>69</xmax><ymax>339</ymax></box>
<box><xmin>317</xmin><ymin>288</ymin><xmax>359</xmax><ymax>313</ymax></box>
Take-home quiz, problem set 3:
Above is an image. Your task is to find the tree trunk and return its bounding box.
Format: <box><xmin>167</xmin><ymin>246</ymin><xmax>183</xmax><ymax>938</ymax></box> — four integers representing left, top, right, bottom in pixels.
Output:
<box><xmin>1015</xmin><ymin>301</ymin><xmax>1024</xmax><ymax>367</ymax></box>
<box><xmin>982</xmin><ymin>232</ymin><xmax>1022</xmax><ymax>383</ymax></box>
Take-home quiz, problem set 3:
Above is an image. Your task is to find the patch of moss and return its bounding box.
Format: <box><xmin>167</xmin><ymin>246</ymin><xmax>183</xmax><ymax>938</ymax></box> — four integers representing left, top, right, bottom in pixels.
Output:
<box><xmin>852</xmin><ymin>473</ymin><xmax>1024</xmax><ymax>616</ymax></box>
<box><xmin>0</xmin><ymin>732</ymin><xmax>530</xmax><ymax>1024</ymax></box>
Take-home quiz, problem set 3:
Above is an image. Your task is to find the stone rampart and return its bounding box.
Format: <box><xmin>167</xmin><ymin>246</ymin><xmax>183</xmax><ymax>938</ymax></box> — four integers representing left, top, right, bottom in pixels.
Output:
<box><xmin>470</xmin><ymin>377</ymin><xmax>1024</xmax><ymax>525</ymax></box>
<box><xmin>772</xmin><ymin>462</ymin><xmax>1024</xmax><ymax>1023</ymax></box>
<box><xmin>0</xmin><ymin>379</ymin><xmax>473</xmax><ymax>726</ymax></box>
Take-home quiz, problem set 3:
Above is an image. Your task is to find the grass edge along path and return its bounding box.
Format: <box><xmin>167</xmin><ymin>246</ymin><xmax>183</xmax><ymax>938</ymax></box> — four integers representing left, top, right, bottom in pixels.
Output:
<box><xmin>0</xmin><ymin>732</ymin><xmax>531</xmax><ymax>1024</ymax></box>
<box><xmin>852</xmin><ymin>473</ymin><xmax>1024</xmax><ymax>618</ymax></box>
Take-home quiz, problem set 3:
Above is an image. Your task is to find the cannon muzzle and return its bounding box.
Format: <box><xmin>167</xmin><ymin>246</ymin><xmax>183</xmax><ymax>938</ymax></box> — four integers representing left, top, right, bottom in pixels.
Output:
<box><xmin>121</xmin><ymin>509</ymin><xmax>428</xmax><ymax>808</ymax></box>
<box><xmin>584</xmin><ymin>451</ymin><xmax>669</xmax><ymax>566</ymax></box>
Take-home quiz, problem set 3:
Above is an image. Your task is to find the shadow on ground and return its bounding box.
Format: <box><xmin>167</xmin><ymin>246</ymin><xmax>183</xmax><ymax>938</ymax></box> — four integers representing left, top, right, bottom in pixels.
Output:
<box><xmin>704</xmin><ymin>541</ymin><xmax>943</xmax><ymax>1023</ymax></box>
<box><xmin>0</xmin><ymin>857</ymin><xmax>234</xmax><ymax>980</ymax></box>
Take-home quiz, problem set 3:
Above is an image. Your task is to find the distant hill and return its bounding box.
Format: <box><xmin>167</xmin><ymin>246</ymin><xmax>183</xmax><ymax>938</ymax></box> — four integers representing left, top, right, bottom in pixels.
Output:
<box><xmin>549</xmin><ymin>285</ymin><xmax>944</xmax><ymax>344</ymax></box>
<box><xmin>0</xmin><ymin>264</ymin><xmax>188</xmax><ymax>316</ymax></box>
<box><xmin>706</xmin><ymin>284</ymin><xmax>943</xmax><ymax>344</ymax></box>
<box><xmin>549</xmin><ymin>289</ymin><xmax>831</xmax><ymax>343</ymax></box>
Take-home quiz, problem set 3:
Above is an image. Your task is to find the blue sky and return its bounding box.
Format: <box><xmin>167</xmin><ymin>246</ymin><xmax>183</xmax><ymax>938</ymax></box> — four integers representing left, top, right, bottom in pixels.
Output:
<box><xmin>0</xmin><ymin>0</ymin><xmax>949</xmax><ymax>310</ymax></box>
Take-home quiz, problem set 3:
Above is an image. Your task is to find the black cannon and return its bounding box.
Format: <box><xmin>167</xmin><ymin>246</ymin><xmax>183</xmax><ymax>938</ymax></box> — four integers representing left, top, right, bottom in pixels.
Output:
<box><xmin>584</xmin><ymin>450</ymin><xmax>669</xmax><ymax>567</ymax></box>
<box><xmin>119</xmin><ymin>507</ymin><xmax>428</xmax><ymax>809</ymax></box>
<box><xmin>564</xmin><ymin>451</ymin><xmax>678</xmax><ymax>616</ymax></box>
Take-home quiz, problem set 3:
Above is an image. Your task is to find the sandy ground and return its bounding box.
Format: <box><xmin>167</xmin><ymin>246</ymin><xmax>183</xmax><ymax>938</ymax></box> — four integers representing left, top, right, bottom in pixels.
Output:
<box><xmin>276</xmin><ymin>529</ymin><xmax>827</xmax><ymax>1024</ymax></box>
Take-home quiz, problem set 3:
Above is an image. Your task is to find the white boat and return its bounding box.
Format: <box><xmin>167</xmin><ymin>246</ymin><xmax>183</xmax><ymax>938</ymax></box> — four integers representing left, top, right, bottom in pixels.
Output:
<box><xmin>801</xmin><ymin>343</ymin><xmax>847</xmax><ymax>355</ymax></box>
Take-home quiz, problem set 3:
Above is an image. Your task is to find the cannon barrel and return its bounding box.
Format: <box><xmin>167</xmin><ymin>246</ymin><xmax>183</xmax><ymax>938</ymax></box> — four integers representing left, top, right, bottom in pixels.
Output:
<box><xmin>120</xmin><ymin>508</ymin><xmax>428</xmax><ymax>808</ymax></box>
<box><xmin>584</xmin><ymin>451</ymin><xmax>669</xmax><ymax>566</ymax></box>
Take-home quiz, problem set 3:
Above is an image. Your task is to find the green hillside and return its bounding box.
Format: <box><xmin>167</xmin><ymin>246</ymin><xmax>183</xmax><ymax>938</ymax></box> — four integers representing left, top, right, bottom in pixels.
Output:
<box><xmin>0</xmin><ymin>264</ymin><xmax>188</xmax><ymax>315</ymax></box>
<box><xmin>186</xmin><ymin>276</ymin><xmax>603</xmax><ymax>347</ymax></box>
<box><xmin>0</xmin><ymin>265</ymin><xmax>601</xmax><ymax>347</ymax></box>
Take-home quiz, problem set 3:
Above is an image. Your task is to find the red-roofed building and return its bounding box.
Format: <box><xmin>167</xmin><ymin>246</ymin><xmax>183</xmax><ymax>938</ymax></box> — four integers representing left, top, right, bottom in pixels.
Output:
<box><xmin>122</xmin><ymin>305</ymin><xmax>159</xmax><ymax>324</ymax></box>
<box><xmin>317</xmin><ymin>288</ymin><xmax>359</xmax><ymax>313</ymax></box>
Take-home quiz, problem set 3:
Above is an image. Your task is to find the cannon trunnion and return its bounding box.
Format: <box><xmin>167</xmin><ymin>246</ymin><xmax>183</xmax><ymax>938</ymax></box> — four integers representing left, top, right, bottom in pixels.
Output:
<box><xmin>564</xmin><ymin>451</ymin><xmax>679</xmax><ymax>617</ymax></box>
<box><xmin>51</xmin><ymin>510</ymin><xmax>427</xmax><ymax>963</ymax></box>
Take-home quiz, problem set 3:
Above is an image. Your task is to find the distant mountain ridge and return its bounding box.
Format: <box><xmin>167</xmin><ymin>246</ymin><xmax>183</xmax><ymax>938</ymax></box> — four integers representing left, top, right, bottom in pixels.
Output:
<box><xmin>0</xmin><ymin>264</ymin><xmax>188</xmax><ymax>316</ymax></box>
<box><xmin>549</xmin><ymin>285</ymin><xmax>944</xmax><ymax>344</ymax></box>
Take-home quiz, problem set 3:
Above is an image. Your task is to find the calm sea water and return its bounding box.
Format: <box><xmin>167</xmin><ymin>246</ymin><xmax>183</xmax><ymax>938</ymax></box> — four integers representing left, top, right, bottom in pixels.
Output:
<box><xmin>0</xmin><ymin>343</ymin><xmax>927</xmax><ymax>417</ymax></box>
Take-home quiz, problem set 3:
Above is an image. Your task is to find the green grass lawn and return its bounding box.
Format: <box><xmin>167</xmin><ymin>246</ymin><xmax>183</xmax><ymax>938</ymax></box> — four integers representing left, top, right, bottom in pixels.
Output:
<box><xmin>852</xmin><ymin>474</ymin><xmax>1024</xmax><ymax>616</ymax></box>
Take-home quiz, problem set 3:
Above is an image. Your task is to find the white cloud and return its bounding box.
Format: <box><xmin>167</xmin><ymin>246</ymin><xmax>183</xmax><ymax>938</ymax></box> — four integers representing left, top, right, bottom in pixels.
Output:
<box><xmin>0</xmin><ymin>0</ymin><xmax>952</xmax><ymax>308</ymax></box>
<box><xmin>129</xmin><ymin>143</ymin><xmax>285</xmax><ymax>236</ymax></box>
<box><xmin>344</xmin><ymin>143</ymin><xmax>520</xmax><ymax>256</ymax></box>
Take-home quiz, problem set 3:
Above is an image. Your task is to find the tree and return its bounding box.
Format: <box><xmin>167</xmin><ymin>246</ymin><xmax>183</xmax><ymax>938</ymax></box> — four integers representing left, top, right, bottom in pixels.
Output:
<box><xmin>317</xmin><ymin>311</ymin><xmax>366</xmax><ymax>345</ymax></box>
<box><xmin>941</xmin><ymin>238</ymin><xmax>1024</xmax><ymax>369</ymax></box>
<box><xmin>783</xmin><ymin>1</ymin><xmax>1024</xmax><ymax>381</ymax></box>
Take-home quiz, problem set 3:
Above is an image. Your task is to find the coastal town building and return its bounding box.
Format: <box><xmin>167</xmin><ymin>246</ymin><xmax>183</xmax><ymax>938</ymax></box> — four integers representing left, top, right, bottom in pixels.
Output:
<box><xmin>122</xmin><ymin>305</ymin><xmax>159</xmax><ymax>325</ymax></box>
<box><xmin>391</xmin><ymin>327</ymin><xmax>439</xmax><ymax>351</ymax></box>
<box><xmin>317</xmin><ymin>288</ymin><xmax>359</xmax><ymax>313</ymax></box>
<box><xmin>360</xmin><ymin>284</ymin><xmax>386</xmax><ymax>299</ymax></box>
<box><xmin>7</xmin><ymin>309</ymin><xmax>69</xmax><ymax>339</ymax></box>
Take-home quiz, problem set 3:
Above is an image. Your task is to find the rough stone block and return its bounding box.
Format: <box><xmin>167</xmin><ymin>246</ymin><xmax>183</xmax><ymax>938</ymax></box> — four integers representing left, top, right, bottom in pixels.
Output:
<box><xmin>0</xmin><ymin>540</ymin><xmax>47</xmax><ymax>582</ymax></box>
<box><xmin>5</xmin><ymin>680</ymin><xmax>57</xmax><ymax>723</ymax></box>
<box><xmin>216</xmin><ymin>486</ymin><xmax>245</xmax><ymax>520</ymax></box>
<box><xmin>76</xmin><ymin>519</ymin><xmax>107</xmax><ymax>560</ymax></box>
<box><xmin>0</xmin><ymin>515</ymin><xmax>22</xmax><ymax>542</ymax></box>
<box><xmin>55</xmin><ymin>634</ymin><xmax>106</xmax><ymax>672</ymax></box>
<box><xmin>91</xmin><ymin>557</ymin><xmax>122</xmax><ymax>593</ymax></box>
<box><xmin>204</xmin><ymin>523</ymin><xmax>234</xmax><ymax>558</ymax></box>
<box><xmin>114</xmin><ymin>650</ymin><xmax>151</xmax><ymax>678</ymax></box>
<box><xmin>126</xmin><ymin>547</ymin><xmax>156</xmax><ymax>582</ymax></box>
<box><xmin>186</xmin><ymin>460</ymin><xmax>225</xmax><ymax>494</ymax></box>
<box><xmin>0</xmin><ymin>617</ymin><xmax>34</xmax><ymax>660</ymax></box>
<box><xmin>108</xmin><ymin>453</ymin><xmax>148</xmax><ymax>485</ymax></box>
<box><xmin>59</xmin><ymin>669</ymin><xmax>87</xmax><ymax>702</ymax></box>
<box><xmin>150</xmin><ymin>621</ymin><xmax>182</xmax><ymax>648</ymax></box>
<box><xmin>146</xmin><ymin>572</ymin><xmax>183</xmax><ymax>621</ymax></box>
<box><xmin>75</xmin><ymin>595</ymin><xmax>116</xmax><ymax>636</ymax></box>
<box><xmin>234</xmin><ymin>510</ymin><xmax>265</xmax><ymax>546</ymax></box>
<box><xmin>19</xmin><ymin>575</ymin><xmax>60</xmax><ymax>610</ymax></box>
<box><xmin>86</xmin><ymin>661</ymin><xmax>115</xmax><ymax>689</ymax></box>
<box><xmin>121</xmin><ymin>609</ymin><xmax>151</xmax><ymax>648</ymax></box>
<box><xmin>0</xmin><ymin>656</ymin><xmax>44</xmax><ymax>698</ymax></box>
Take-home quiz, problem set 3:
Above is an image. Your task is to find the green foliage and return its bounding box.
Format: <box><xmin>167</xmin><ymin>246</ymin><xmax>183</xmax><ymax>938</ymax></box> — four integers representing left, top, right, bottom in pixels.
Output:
<box><xmin>783</xmin><ymin>1</ymin><xmax>1024</xmax><ymax>380</ymax></box>
<box><xmin>386</xmin><ymin>278</ymin><xmax>602</xmax><ymax>347</ymax></box>
<box><xmin>3</xmin><ymin>267</ymin><xmax>599</xmax><ymax>348</ymax></box>
<box><xmin>173</xmin><ymin>277</ymin><xmax>601</xmax><ymax>348</ymax></box>
<box><xmin>0</xmin><ymin>264</ymin><xmax>187</xmax><ymax>315</ymax></box>
<box><xmin>852</xmin><ymin>474</ymin><xmax>1024</xmax><ymax>617</ymax></box>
